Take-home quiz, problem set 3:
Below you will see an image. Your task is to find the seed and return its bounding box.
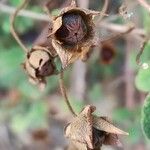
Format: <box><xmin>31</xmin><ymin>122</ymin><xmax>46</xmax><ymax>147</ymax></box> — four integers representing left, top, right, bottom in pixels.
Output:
<box><xmin>56</xmin><ymin>12</ymin><xmax>87</xmax><ymax>46</ymax></box>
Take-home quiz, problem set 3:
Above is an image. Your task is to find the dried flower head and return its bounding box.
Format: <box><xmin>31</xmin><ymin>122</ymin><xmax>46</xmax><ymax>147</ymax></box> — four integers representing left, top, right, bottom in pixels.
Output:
<box><xmin>48</xmin><ymin>0</ymin><xmax>100</xmax><ymax>68</ymax></box>
<box><xmin>65</xmin><ymin>105</ymin><xmax>128</xmax><ymax>150</ymax></box>
<box><xmin>100</xmin><ymin>42</ymin><xmax>116</xmax><ymax>65</ymax></box>
<box><xmin>23</xmin><ymin>46</ymin><xmax>57</xmax><ymax>89</ymax></box>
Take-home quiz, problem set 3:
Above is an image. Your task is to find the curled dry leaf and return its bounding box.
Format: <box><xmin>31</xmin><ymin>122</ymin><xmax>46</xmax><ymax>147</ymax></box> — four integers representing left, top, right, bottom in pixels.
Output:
<box><xmin>48</xmin><ymin>0</ymin><xmax>100</xmax><ymax>68</ymax></box>
<box><xmin>65</xmin><ymin>105</ymin><xmax>128</xmax><ymax>150</ymax></box>
<box><xmin>23</xmin><ymin>46</ymin><xmax>58</xmax><ymax>89</ymax></box>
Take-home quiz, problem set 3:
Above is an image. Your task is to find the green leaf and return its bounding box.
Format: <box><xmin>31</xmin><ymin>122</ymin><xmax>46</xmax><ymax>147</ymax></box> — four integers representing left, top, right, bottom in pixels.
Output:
<box><xmin>135</xmin><ymin>68</ymin><xmax>150</xmax><ymax>92</ymax></box>
<box><xmin>142</xmin><ymin>8</ymin><xmax>150</xmax><ymax>33</ymax></box>
<box><xmin>141</xmin><ymin>94</ymin><xmax>150</xmax><ymax>140</ymax></box>
<box><xmin>2</xmin><ymin>14</ymin><xmax>34</xmax><ymax>35</ymax></box>
<box><xmin>8</xmin><ymin>0</ymin><xmax>22</xmax><ymax>6</ymax></box>
<box><xmin>0</xmin><ymin>47</ymin><xmax>25</xmax><ymax>88</ymax></box>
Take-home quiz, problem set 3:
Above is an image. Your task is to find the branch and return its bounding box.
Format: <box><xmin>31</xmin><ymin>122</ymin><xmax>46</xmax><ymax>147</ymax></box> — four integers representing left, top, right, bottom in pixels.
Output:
<box><xmin>0</xmin><ymin>2</ymin><xmax>49</xmax><ymax>21</ymax></box>
<box><xmin>101</xmin><ymin>23</ymin><xmax>135</xmax><ymax>43</ymax></box>
<box><xmin>100</xmin><ymin>22</ymin><xmax>146</xmax><ymax>38</ymax></box>
<box><xmin>136</xmin><ymin>38</ymin><xmax>150</xmax><ymax>69</ymax></box>
<box><xmin>97</xmin><ymin>0</ymin><xmax>109</xmax><ymax>23</ymax></box>
<box><xmin>137</xmin><ymin>0</ymin><xmax>150</xmax><ymax>12</ymax></box>
<box><xmin>10</xmin><ymin>0</ymin><xmax>29</xmax><ymax>53</ymax></box>
<box><xmin>59</xmin><ymin>70</ymin><xmax>77</xmax><ymax>117</ymax></box>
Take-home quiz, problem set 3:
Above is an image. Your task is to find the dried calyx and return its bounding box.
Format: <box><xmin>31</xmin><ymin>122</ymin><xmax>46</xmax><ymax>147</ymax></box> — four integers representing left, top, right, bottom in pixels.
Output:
<box><xmin>48</xmin><ymin>0</ymin><xmax>100</xmax><ymax>68</ymax></box>
<box><xmin>23</xmin><ymin>46</ymin><xmax>58</xmax><ymax>89</ymax></box>
<box><xmin>65</xmin><ymin>105</ymin><xmax>129</xmax><ymax>150</ymax></box>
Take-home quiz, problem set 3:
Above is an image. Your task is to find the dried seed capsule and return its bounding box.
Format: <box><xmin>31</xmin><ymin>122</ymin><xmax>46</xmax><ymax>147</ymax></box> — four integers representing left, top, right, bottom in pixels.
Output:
<box><xmin>23</xmin><ymin>48</ymin><xmax>57</xmax><ymax>88</ymax></box>
<box><xmin>48</xmin><ymin>0</ymin><xmax>100</xmax><ymax>68</ymax></box>
<box><xmin>65</xmin><ymin>105</ymin><xmax>128</xmax><ymax>149</ymax></box>
<box><xmin>28</xmin><ymin>50</ymin><xmax>55</xmax><ymax>77</ymax></box>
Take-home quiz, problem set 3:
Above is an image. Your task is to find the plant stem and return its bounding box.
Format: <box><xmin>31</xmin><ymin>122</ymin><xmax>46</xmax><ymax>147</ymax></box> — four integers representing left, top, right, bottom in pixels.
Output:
<box><xmin>10</xmin><ymin>0</ymin><xmax>30</xmax><ymax>53</ymax></box>
<box><xmin>59</xmin><ymin>70</ymin><xmax>77</xmax><ymax>117</ymax></box>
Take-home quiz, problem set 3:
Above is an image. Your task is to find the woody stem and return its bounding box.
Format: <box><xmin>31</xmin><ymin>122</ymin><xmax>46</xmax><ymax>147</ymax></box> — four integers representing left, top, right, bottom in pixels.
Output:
<box><xmin>59</xmin><ymin>70</ymin><xmax>77</xmax><ymax>117</ymax></box>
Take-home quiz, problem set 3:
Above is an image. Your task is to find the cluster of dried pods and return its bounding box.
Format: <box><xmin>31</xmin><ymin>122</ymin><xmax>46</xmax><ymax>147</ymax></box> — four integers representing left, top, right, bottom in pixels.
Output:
<box><xmin>10</xmin><ymin>0</ymin><xmax>129</xmax><ymax>149</ymax></box>
<box><xmin>11</xmin><ymin>0</ymin><xmax>103</xmax><ymax>89</ymax></box>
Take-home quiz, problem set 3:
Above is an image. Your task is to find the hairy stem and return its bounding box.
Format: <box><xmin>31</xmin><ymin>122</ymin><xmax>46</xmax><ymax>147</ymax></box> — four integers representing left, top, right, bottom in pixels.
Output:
<box><xmin>59</xmin><ymin>70</ymin><xmax>77</xmax><ymax>117</ymax></box>
<box><xmin>10</xmin><ymin>0</ymin><xmax>30</xmax><ymax>53</ymax></box>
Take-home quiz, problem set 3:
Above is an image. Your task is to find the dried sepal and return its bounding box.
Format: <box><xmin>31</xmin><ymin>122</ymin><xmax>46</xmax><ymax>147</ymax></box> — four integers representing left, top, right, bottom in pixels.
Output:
<box><xmin>65</xmin><ymin>105</ymin><xmax>128</xmax><ymax>149</ymax></box>
<box><xmin>65</xmin><ymin>105</ymin><xmax>95</xmax><ymax>149</ymax></box>
<box><xmin>52</xmin><ymin>39</ymin><xmax>92</xmax><ymax>68</ymax></box>
<box><xmin>23</xmin><ymin>46</ymin><xmax>57</xmax><ymax>89</ymax></box>
<box><xmin>93</xmin><ymin>116</ymin><xmax>129</xmax><ymax>135</ymax></box>
<box><xmin>48</xmin><ymin>1</ymin><xmax>100</xmax><ymax>68</ymax></box>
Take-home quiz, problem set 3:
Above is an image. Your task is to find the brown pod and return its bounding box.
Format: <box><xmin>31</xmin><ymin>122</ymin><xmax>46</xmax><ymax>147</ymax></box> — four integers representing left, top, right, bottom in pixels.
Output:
<box><xmin>48</xmin><ymin>0</ymin><xmax>100</xmax><ymax>68</ymax></box>
<box><xmin>64</xmin><ymin>105</ymin><xmax>128</xmax><ymax>149</ymax></box>
<box><xmin>23</xmin><ymin>47</ymin><xmax>57</xmax><ymax>89</ymax></box>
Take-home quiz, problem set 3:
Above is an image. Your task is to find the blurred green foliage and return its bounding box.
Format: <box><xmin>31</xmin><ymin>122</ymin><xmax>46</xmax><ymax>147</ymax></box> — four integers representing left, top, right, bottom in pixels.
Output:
<box><xmin>135</xmin><ymin>68</ymin><xmax>150</xmax><ymax>92</ymax></box>
<box><xmin>0</xmin><ymin>0</ymin><xmax>150</xmax><ymax>147</ymax></box>
<box><xmin>141</xmin><ymin>95</ymin><xmax>150</xmax><ymax>140</ymax></box>
<box><xmin>0</xmin><ymin>0</ymin><xmax>59</xmax><ymax>134</ymax></box>
<box><xmin>113</xmin><ymin>107</ymin><xmax>144</xmax><ymax>144</ymax></box>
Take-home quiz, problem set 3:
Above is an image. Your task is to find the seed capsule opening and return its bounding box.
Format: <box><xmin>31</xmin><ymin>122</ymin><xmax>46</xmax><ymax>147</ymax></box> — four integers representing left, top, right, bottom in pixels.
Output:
<box><xmin>55</xmin><ymin>10</ymin><xmax>93</xmax><ymax>47</ymax></box>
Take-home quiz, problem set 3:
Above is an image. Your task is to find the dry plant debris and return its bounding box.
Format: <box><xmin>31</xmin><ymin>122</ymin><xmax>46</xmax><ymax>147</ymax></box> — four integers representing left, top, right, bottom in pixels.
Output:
<box><xmin>49</xmin><ymin>0</ymin><xmax>100</xmax><ymax>68</ymax></box>
<box><xmin>65</xmin><ymin>105</ymin><xmax>128</xmax><ymax>150</ymax></box>
<box><xmin>9</xmin><ymin>0</ymin><xmax>137</xmax><ymax>149</ymax></box>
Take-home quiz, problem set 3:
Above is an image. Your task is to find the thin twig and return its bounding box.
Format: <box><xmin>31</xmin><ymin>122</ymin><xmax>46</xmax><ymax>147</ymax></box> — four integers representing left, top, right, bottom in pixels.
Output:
<box><xmin>59</xmin><ymin>70</ymin><xmax>77</xmax><ymax>117</ymax></box>
<box><xmin>137</xmin><ymin>0</ymin><xmax>150</xmax><ymax>12</ymax></box>
<box><xmin>0</xmin><ymin>3</ymin><xmax>49</xmax><ymax>21</ymax></box>
<box><xmin>101</xmin><ymin>24</ymin><xmax>135</xmax><ymax>43</ymax></box>
<box><xmin>136</xmin><ymin>38</ymin><xmax>150</xmax><ymax>69</ymax></box>
<box><xmin>10</xmin><ymin>0</ymin><xmax>29</xmax><ymax>53</ymax></box>
<box><xmin>97</xmin><ymin>0</ymin><xmax>109</xmax><ymax>23</ymax></box>
<box><xmin>43</xmin><ymin>0</ymin><xmax>54</xmax><ymax>21</ymax></box>
<box><xmin>100</xmin><ymin>22</ymin><xmax>146</xmax><ymax>38</ymax></box>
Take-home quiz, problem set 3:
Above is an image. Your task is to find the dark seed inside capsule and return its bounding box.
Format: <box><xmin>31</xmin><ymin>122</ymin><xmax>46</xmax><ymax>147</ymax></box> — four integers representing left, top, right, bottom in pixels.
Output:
<box><xmin>56</xmin><ymin>13</ymin><xmax>87</xmax><ymax>45</ymax></box>
<box><xmin>93</xmin><ymin>127</ymin><xmax>106</xmax><ymax>147</ymax></box>
<box><xmin>36</xmin><ymin>60</ymin><xmax>55</xmax><ymax>77</ymax></box>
